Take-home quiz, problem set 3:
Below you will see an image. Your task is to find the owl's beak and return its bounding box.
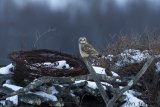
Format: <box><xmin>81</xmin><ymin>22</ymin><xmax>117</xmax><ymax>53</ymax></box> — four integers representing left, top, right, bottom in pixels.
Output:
<box><xmin>81</xmin><ymin>41</ymin><xmax>86</xmax><ymax>43</ymax></box>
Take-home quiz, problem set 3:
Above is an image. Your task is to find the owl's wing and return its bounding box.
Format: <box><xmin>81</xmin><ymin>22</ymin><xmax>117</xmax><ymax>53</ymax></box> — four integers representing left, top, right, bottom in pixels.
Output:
<box><xmin>81</xmin><ymin>43</ymin><xmax>99</xmax><ymax>55</ymax></box>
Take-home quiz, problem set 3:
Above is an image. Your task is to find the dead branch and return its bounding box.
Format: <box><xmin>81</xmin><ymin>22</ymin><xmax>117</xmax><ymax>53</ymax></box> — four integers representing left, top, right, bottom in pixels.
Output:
<box><xmin>82</xmin><ymin>58</ymin><xmax>109</xmax><ymax>107</ymax></box>
<box><xmin>33</xmin><ymin>28</ymin><xmax>56</xmax><ymax>48</ymax></box>
<box><xmin>0</xmin><ymin>74</ymin><xmax>13</xmax><ymax>79</ymax></box>
<box><xmin>107</xmin><ymin>56</ymin><xmax>155</xmax><ymax>107</ymax></box>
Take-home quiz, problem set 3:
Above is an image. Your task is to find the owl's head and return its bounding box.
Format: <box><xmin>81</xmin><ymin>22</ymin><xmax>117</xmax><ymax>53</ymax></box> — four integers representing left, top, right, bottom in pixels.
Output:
<box><xmin>79</xmin><ymin>37</ymin><xmax>87</xmax><ymax>44</ymax></box>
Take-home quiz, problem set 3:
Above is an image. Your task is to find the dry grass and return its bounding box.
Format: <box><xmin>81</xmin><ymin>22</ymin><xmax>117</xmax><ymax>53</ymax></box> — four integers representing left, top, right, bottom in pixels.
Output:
<box><xmin>105</xmin><ymin>32</ymin><xmax>160</xmax><ymax>55</ymax></box>
<box><xmin>99</xmin><ymin>33</ymin><xmax>160</xmax><ymax>70</ymax></box>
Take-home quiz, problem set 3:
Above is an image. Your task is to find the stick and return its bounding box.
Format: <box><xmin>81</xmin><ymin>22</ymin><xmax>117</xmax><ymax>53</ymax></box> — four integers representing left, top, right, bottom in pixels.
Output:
<box><xmin>83</xmin><ymin>58</ymin><xmax>109</xmax><ymax>107</ymax></box>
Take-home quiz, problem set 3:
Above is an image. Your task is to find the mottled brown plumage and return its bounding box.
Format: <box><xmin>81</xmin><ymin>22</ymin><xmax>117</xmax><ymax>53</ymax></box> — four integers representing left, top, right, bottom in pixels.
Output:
<box><xmin>79</xmin><ymin>37</ymin><xmax>100</xmax><ymax>58</ymax></box>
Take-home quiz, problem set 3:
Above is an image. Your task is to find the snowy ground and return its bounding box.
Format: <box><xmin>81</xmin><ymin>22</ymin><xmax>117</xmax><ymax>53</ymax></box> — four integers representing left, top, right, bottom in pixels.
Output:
<box><xmin>0</xmin><ymin>49</ymin><xmax>155</xmax><ymax>107</ymax></box>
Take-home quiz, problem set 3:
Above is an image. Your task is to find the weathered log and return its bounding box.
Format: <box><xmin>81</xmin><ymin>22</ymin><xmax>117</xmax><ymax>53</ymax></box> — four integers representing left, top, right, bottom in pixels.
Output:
<box><xmin>19</xmin><ymin>93</ymin><xmax>42</xmax><ymax>105</ymax></box>
<box><xmin>0</xmin><ymin>74</ymin><xmax>13</xmax><ymax>85</ymax></box>
<box><xmin>0</xmin><ymin>86</ymin><xmax>14</xmax><ymax>95</ymax></box>
<box><xmin>70</xmin><ymin>81</ymin><xmax>88</xmax><ymax>89</ymax></box>
<box><xmin>0</xmin><ymin>76</ymin><xmax>75</xmax><ymax>100</ymax></box>
<box><xmin>0</xmin><ymin>74</ymin><xmax>13</xmax><ymax>79</ymax></box>
<box><xmin>82</xmin><ymin>58</ymin><xmax>109</xmax><ymax>107</ymax></box>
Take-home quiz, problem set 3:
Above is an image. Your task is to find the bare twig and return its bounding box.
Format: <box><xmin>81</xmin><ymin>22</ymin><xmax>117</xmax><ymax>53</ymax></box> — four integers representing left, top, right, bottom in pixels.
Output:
<box><xmin>107</xmin><ymin>56</ymin><xmax>155</xmax><ymax>107</ymax></box>
<box><xmin>33</xmin><ymin>28</ymin><xmax>56</xmax><ymax>48</ymax></box>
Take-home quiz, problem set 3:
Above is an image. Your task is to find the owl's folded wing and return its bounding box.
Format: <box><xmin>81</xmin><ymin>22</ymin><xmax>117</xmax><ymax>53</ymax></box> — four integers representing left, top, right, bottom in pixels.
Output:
<box><xmin>81</xmin><ymin>43</ymin><xmax>99</xmax><ymax>55</ymax></box>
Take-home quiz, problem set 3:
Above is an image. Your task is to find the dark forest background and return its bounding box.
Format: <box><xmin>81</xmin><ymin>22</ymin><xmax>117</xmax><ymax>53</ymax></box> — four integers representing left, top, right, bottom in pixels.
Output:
<box><xmin>0</xmin><ymin>0</ymin><xmax>160</xmax><ymax>64</ymax></box>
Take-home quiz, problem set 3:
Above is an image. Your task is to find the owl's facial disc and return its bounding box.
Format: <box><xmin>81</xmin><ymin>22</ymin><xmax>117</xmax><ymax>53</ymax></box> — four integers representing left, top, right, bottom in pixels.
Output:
<box><xmin>79</xmin><ymin>37</ymin><xmax>87</xmax><ymax>43</ymax></box>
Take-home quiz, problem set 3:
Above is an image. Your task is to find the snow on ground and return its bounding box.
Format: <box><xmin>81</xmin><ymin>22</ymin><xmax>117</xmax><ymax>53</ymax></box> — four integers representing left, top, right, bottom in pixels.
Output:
<box><xmin>155</xmin><ymin>61</ymin><xmax>160</xmax><ymax>74</ymax></box>
<box><xmin>87</xmin><ymin>81</ymin><xmax>112</xmax><ymax>90</ymax></box>
<box><xmin>34</xmin><ymin>91</ymin><xmax>58</xmax><ymax>101</ymax></box>
<box><xmin>50</xmin><ymin>86</ymin><xmax>59</xmax><ymax>94</ymax></box>
<box><xmin>74</xmin><ymin>80</ymin><xmax>86</xmax><ymax>84</ymax></box>
<box><xmin>0</xmin><ymin>63</ymin><xmax>14</xmax><ymax>74</ymax></box>
<box><xmin>116</xmin><ymin>49</ymin><xmax>150</xmax><ymax>67</ymax></box>
<box><xmin>31</xmin><ymin>60</ymin><xmax>71</xmax><ymax>70</ymax></box>
<box><xmin>75</xmin><ymin>80</ymin><xmax>112</xmax><ymax>90</ymax></box>
<box><xmin>111</xmin><ymin>71</ymin><xmax>119</xmax><ymax>77</ymax></box>
<box><xmin>121</xmin><ymin>90</ymin><xmax>147</xmax><ymax>107</ymax></box>
<box><xmin>93</xmin><ymin>66</ymin><xmax>106</xmax><ymax>74</ymax></box>
<box><xmin>93</xmin><ymin>66</ymin><xmax>120</xmax><ymax>77</ymax></box>
<box><xmin>4</xmin><ymin>79</ymin><xmax>14</xmax><ymax>84</ymax></box>
<box><xmin>6</xmin><ymin>95</ymin><xmax>18</xmax><ymax>105</ymax></box>
<box><xmin>0</xmin><ymin>95</ymin><xmax>18</xmax><ymax>106</ymax></box>
<box><xmin>43</xmin><ymin>60</ymin><xmax>70</xmax><ymax>69</ymax></box>
<box><xmin>3</xmin><ymin>84</ymin><xmax>22</xmax><ymax>91</ymax></box>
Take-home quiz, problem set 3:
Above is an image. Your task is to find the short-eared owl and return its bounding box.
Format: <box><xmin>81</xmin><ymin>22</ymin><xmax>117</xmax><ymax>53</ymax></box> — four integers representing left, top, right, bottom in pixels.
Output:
<box><xmin>79</xmin><ymin>37</ymin><xmax>100</xmax><ymax>58</ymax></box>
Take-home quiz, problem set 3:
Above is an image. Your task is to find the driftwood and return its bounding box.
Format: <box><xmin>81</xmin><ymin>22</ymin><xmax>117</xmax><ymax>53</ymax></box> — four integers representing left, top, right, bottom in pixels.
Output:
<box><xmin>0</xmin><ymin>74</ymin><xmax>13</xmax><ymax>85</ymax></box>
<box><xmin>19</xmin><ymin>93</ymin><xmax>42</xmax><ymax>105</ymax></box>
<box><xmin>107</xmin><ymin>56</ymin><xmax>155</xmax><ymax>107</ymax></box>
<box><xmin>82</xmin><ymin>58</ymin><xmax>109</xmax><ymax>107</ymax></box>
<box><xmin>0</xmin><ymin>74</ymin><xmax>122</xmax><ymax>100</ymax></box>
<box><xmin>0</xmin><ymin>74</ymin><xmax>13</xmax><ymax>79</ymax></box>
<box><xmin>0</xmin><ymin>86</ymin><xmax>14</xmax><ymax>94</ymax></box>
<box><xmin>19</xmin><ymin>93</ymin><xmax>64</xmax><ymax>107</ymax></box>
<box><xmin>0</xmin><ymin>76</ymin><xmax>76</xmax><ymax>99</ymax></box>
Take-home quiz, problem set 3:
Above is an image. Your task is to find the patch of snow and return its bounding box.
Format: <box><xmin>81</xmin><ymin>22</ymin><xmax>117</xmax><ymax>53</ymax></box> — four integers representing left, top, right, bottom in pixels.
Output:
<box><xmin>50</xmin><ymin>86</ymin><xmax>59</xmax><ymax>94</ymax></box>
<box><xmin>87</xmin><ymin>81</ymin><xmax>104</xmax><ymax>89</ymax></box>
<box><xmin>101</xmin><ymin>82</ymin><xmax>113</xmax><ymax>87</ymax></box>
<box><xmin>87</xmin><ymin>81</ymin><xmax>112</xmax><ymax>90</ymax></box>
<box><xmin>126</xmin><ymin>90</ymin><xmax>142</xmax><ymax>97</ymax></box>
<box><xmin>55</xmin><ymin>60</ymin><xmax>70</xmax><ymax>69</ymax></box>
<box><xmin>111</xmin><ymin>71</ymin><xmax>119</xmax><ymax>77</ymax></box>
<box><xmin>121</xmin><ymin>90</ymin><xmax>147</xmax><ymax>107</ymax></box>
<box><xmin>3</xmin><ymin>84</ymin><xmax>22</xmax><ymax>91</ymax></box>
<box><xmin>116</xmin><ymin>49</ymin><xmax>150</xmax><ymax>67</ymax></box>
<box><xmin>106</xmin><ymin>54</ymin><xmax>114</xmax><ymax>61</ymax></box>
<box><xmin>156</xmin><ymin>61</ymin><xmax>160</xmax><ymax>73</ymax></box>
<box><xmin>0</xmin><ymin>100</ymin><xmax>5</xmax><ymax>106</ymax></box>
<box><xmin>58</xmin><ymin>85</ymin><xmax>64</xmax><ymax>88</ymax></box>
<box><xmin>0</xmin><ymin>63</ymin><xmax>14</xmax><ymax>74</ymax></box>
<box><xmin>75</xmin><ymin>80</ymin><xmax>112</xmax><ymax>90</ymax></box>
<box><xmin>6</xmin><ymin>95</ymin><xmax>18</xmax><ymax>105</ymax></box>
<box><xmin>30</xmin><ymin>60</ymin><xmax>71</xmax><ymax>70</ymax></box>
<box><xmin>34</xmin><ymin>91</ymin><xmax>57</xmax><ymax>101</ymax></box>
<box><xmin>75</xmin><ymin>80</ymin><xmax>86</xmax><ymax>84</ymax></box>
<box><xmin>4</xmin><ymin>79</ymin><xmax>13</xmax><ymax>84</ymax></box>
<box><xmin>93</xmin><ymin>66</ymin><xmax>106</xmax><ymax>74</ymax></box>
